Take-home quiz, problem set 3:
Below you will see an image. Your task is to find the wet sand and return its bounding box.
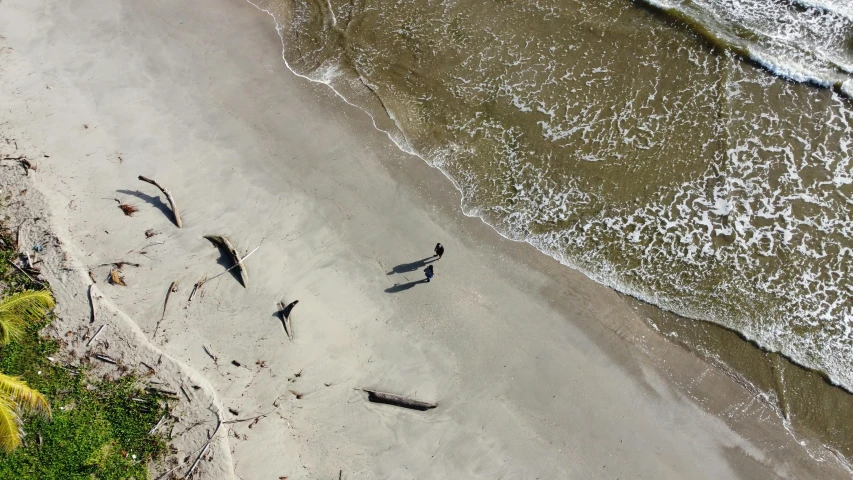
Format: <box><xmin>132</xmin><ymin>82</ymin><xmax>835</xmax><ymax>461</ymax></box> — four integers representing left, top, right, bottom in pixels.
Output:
<box><xmin>0</xmin><ymin>0</ymin><xmax>849</xmax><ymax>478</ymax></box>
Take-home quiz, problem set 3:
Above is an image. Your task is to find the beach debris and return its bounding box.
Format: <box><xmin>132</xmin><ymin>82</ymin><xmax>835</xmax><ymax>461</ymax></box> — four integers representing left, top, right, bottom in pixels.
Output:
<box><xmin>140</xmin><ymin>362</ymin><xmax>156</xmax><ymax>374</ymax></box>
<box><xmin>203</xmin><ymin>235</ymin><xmax>249</xmax><ymax>287</ymax></box>
<box><xmin>185</xmin><ymin>277</ymin><xmax>205</xmax><ymax>308</ymax></box>
<box><xmin>93</xmin><ymin>353</ymin><xmax>117</xmax><ymax>364</ymax></box>
<box><xmin>277</xmin><ymin>301</ymin><xmax>295</xmax><ymax>341</ymax></box>
<box><xmin>86</xmin><ymin>324</ymin><xmax>105</xmax><ymax>347</ymax></box>
<box><xmin>88</xmin><ymin>271</ymin><xmax>96</xmax><ymax>283</ymax></box>
<box><xmin>149</xmin><ymin>414</ymin><xmax>167</xmax><ymax>435</ymax></box>
<box><xmin>2</xmin><ymin>156</ymin><xmax>34</xmax><ymax>175</ymax></box>
<box><xmin>361</xmin><ymin>389</ymin><xmax>437</xmax><ymax>411</ymax></box>
<box><xmin>116</xmin><ymin>200</ymin><xmax>139</xmax><ymax>217</ymax></box>
<box><xmin>7</xmin><ymin>258</ymin><xmax>45</xmax><ymax>286</ymax></box>
<box><xmin>96</xmin><ymin>260</ymin><xmax>141</xmax><ymax>269</ymax></box>
<box><xmin>289</xmin><ymin>390</ymin><xmax>303</xmax><ymax>400</ymax></box>
<box><xmin>231</xmin><ymin>360</ymin><xmax>241</xmax><ymax>367</ymax></box>
<box><xmin>88</xmin><ymin>284</ymin><xmax>97</xmax><ymax>323</ymax></box>
<box><xmin>180</xmin><ymin>384</ymin><xmax>192</xmax><ymax>402</ymax></box>
<box><xmin>228</xmin><ymin>408</ymin><xmax>239</xmax><ymax>416</ymax></box>
<box><xmin>109</xmin><ymin>268</ymin><xmax>126</xmax><ymax>286</ymax></box>
<box><xmin>203</xmin><ymin>344</ymin><xmax>218</xmax><ymax>364</ymax></box>
<box><xmin>144</xmin><ymin>229</ymin><xmax>157</xmax><ymax>238</ymax></box>
<box><xmin>138</xmin><ymin>175</ymin><xmax>183</xmax><ymax>228</ymax></box>
<box><xmin>147</xmin><ymin>386</ymin><xmax>178</xmax><ymax>397</ymax></box>
<box><xmin>153</xmin><ymin>281</ymin><xmax>178</xmax><ymax>338</ymax></box>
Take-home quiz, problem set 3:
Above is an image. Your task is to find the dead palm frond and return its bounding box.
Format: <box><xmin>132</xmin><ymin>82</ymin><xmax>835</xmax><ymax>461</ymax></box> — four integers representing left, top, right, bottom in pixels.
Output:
<box><xmin>0</xmin><ymin>395</ymin><xmax>23</xmax><ymax>452</ymax></box>
<box><xmin>0</xmin><ymin>290</ymin><xmax>55</xmax><ymax>345</ymax></box>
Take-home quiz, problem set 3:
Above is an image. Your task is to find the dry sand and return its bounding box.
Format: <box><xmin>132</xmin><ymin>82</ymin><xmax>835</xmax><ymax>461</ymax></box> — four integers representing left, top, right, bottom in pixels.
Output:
<box><xmin>0</xmin><ymin>0</ymin><xmax>849</xmax><ymax>478</ymax></box>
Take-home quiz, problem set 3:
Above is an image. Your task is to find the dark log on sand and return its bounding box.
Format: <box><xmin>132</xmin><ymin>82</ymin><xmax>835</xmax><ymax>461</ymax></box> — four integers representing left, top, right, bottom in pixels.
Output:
<box><xmin>203</xmin><ymin>235</ymin><xmax>248</xmax><ymax>288</ymax></box>
<box><xmin>362</xmin><ymin>389</ymin><xmax>437</xmax><ymax>411</ymax></box>
<box><xmin>138</xmin><ymin>175</ymin><xmax>183</xmax><ymax>228</ymax></box>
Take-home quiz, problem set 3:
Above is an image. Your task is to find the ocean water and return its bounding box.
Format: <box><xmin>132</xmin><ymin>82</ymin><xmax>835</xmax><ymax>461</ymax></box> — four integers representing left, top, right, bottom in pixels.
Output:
<box><xmin>246</xmin><ymin>0</ymin><xmax>853</xmax><ymax>397</ymax></box>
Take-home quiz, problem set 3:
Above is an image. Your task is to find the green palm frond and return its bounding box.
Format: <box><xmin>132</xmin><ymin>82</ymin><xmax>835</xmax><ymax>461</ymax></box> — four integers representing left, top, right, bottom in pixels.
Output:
<box><xmin>0</xmin><ymin>312</ymin><xmax>25</xmax><ymax>345</ymax></box>
<box><xmin>0</xmin><ymin>395</ymin><xmax>22</xmax><ymax>452</ymax></box>
<box><xmin>0</xmin><ymin>373</ymin><xmax>50</xmax><ymax>418</ymax></box>
<box><xmin>0</xmin><ymin>290</ymin><xmax>54</xmax><ymax>346</ymax></box>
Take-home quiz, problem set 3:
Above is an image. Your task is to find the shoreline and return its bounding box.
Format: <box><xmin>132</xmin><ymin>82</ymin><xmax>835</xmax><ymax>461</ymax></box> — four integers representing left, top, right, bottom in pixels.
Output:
<box><xmin>1</xmin><ymin>0</ymin><xmax>850</xmax><ymax>478</ymax></box>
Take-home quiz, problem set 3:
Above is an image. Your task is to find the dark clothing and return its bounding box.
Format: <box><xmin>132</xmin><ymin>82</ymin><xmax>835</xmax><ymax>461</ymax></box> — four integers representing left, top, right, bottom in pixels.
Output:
<box><xmin>434</xmin><ymin>243</ymin><xmax>444</xmax><ymax>259</ymax></box>
<box><xmin>424</xmin><ymin>265</ymin><xmax>434</xmax><ymax>282</ymax></box>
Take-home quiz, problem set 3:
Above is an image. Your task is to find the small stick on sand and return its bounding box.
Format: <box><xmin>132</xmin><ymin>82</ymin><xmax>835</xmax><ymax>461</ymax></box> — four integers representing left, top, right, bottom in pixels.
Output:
<box><xmin>140</xmin><ymin>362</ymin><xmax>156</xmax><ymax>374</ymax></box>
<box><xmin>180</xmin><ymin>384</ymin><xmax>192</xmax><ymax>402</ymax></box>
<box><xmin>203</xmin><ymin>345</ymin><xmax>218</xmax><ymax>364</ymax></box>
<box><xmin>203</xmin><ymin>235</ymin><xmax>248</xmax><ymax>288</ymax></box>
<box><xmin>278</xmin><ymin>301</ymin><xmax>294</xmax><ymax>341</ymax></box>
<box><xmin>88</xmin><ymin>284</ymin><xmax>96</xmax><ymax>323</ymax></box>
<box><xmin>361</xmin><ymin>389</ymin><xmax>437</xmax><ymax>411</ymax></box>
<box><xmin>149</xmin><ymin>414</ymin><xmax>167</xmax><ymax>435</ymax></box>
<box><xmin>185</xmin><ymin>277</ymin><xmax>205</xmax><ymax>308</ymax></box>
<box><xmin>153</xmin><ymin>281</ymin><xmax>178</xmax><ymax>338</ymax></box>
<box><xmin>86</xmin><ymin>324</ymin><xmax>105</xmax><ymax>347</ymax></box>
<box><xmin>94</xmin><ymin>354</ymin><xmax>117</xmax><ymax>364</ymax></box>
<box><xmin>185</xmin><ymin>414</ymin><xmax>222</xmax><ymax>479</ymax></box>
<box><xmin>138</xmin><ymin>175</ymin><xmax>183</xmax><ymax>228</ymax></box>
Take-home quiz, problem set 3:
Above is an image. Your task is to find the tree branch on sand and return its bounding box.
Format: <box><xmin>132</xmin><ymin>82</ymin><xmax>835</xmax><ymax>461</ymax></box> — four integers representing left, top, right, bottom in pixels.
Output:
<box><xmin>138</xmin><ymin>175</ymin><xmax>183</xmax><ymax>228</ymax></box>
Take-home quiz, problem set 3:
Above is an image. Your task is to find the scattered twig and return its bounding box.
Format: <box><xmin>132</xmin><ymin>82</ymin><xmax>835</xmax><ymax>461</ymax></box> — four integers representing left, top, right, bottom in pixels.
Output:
<box><xmin>149</xmin><ymin>414</ymin><xmax>167</xmax><ymax>435</ymax></box>
<box><xmin>95</xmin><ymin>261</ymin><xmax>141</xmax><ymax>268</ymax></box>
<box><xmin>203</xmin><ymin>235</ymin><xmax>249</xmax><ymax>287</ymax></box>
<box><xmin>93</xmin><ymin>354</ymin><xmax>117</xmax><ymax>364</ymax></box>
<box><xmin>88</xmin><ymin>284</ymin><xmax>96</xmax><ymax>323</ymax></box>
<box><xmin>185</xmin><ymin>277</ymin><xmax>205</xmax><ymax>308</ymax></box>
<box><xmin>138</xmin><ymin>175</ymin><xmax>183</xmax><ymax>228</ymax></box>
<box><xmin>222</xmin><ymin>411</ymin><xmax>273</xmax><ymax>424</ymax></box>
<box><xmin>7</xmin><ymin>258</ymin><xmax>44</xmax><ymax>286</ymax></box>
<box><xmin>361</xmin><ymin>389</ymin><xmax>437</xmax><ymax>411</ymax></box>
<box><xmin>88</xmin><ymin>271</ymin><xmax>96</xmax><ymax>283</ymax></box>
<box><xmin>86</xmin><ymin>324</ymin><xmax>105</xmax><ymax>347</ymax></box>
<box><xmin>140</xmin><ymin>362</ymin><xmax>156</xmax><ymax>374</ymax></box>
<box><xmin>153</xmin><ymin>281</ymin><xmax>177</xmax><ymax>338</ymax></box>
<box><xmin>203</xmin><ymin>345</ymin><xmax>218</xmax><ymax>364</ymax></box>
<box><xmin>147</xmin><ymin>386</ymin><xmax>178</xmax><ymax>397</ymax></box>
<box><xmin>185</xmin><ymin>413</ymin><xmax>222</xmax><ymax>480</ymax></box>
<box><xmin>180</xmin><ymin>384</ymin><xmax>192</xmax><ymax>402</ymax></box>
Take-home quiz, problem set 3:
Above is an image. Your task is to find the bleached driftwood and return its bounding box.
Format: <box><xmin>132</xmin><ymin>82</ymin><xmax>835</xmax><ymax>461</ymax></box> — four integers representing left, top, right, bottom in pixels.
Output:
<box><xmin>362</xmin><ymin>389</ymin><xmax>437</xmax><ymax>411</ymax></box>
<box><xmin>203</xmin><ymin>235</ymin><xmax>248</xmax><ymax>288</ymax></box>
<box><xmin>138</xmin><ymin>175</ymin><xmax>183</xmax><ymax>228</ymax></box>
<box><xmin>278</xmin><ymin>301</ymin><xmax>293</xmax><ymax>341</ymax></box>
<box><xmin>86</xmin><ymin>324</ymin><xmax>105</xmax><ymax>347</ymax></box>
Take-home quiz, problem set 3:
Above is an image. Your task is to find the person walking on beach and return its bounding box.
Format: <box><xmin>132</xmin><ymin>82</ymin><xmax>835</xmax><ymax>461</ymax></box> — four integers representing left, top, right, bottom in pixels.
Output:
<box><xmin>424</xmin><ymin>265</ymin><xmax>435</xmax><ymax>282</ymax></box>
<box><xmin>434</xmin><ymin>243</ymin><xmax>444</xmax><ymax>260</ymax></box>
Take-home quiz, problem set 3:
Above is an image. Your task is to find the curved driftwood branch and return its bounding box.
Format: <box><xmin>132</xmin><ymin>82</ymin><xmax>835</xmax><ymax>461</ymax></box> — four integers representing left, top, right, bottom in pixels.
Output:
<box><xmin>138</xmin><ymin>175</ymin><xmax>183</xmax><ymax>228</ymax></box>
<box><xmin>203</xmin><ymin>235</ymin><xmax>248</xmax><ymax>287</ymax></box>
<box><xmin>278</xmin><ymin>301</ymin><xmax>293</xmax><ymax>341</ymax></box>
<box><xmin>362</xmin><ymin>389</ymin><xmax>436</xmax><ymax>411</ymax></box>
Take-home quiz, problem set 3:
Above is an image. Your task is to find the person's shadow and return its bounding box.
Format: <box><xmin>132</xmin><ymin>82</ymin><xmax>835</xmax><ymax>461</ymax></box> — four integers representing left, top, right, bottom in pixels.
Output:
<box><xmin>387</xmin><ymin>257</ymin><xmax>436</xmax><ymax>275</ymax></box>
<box><xmin>384</xmin><ymin>279</ymin><xmax>429</xmax><ymax>293</ymax></box>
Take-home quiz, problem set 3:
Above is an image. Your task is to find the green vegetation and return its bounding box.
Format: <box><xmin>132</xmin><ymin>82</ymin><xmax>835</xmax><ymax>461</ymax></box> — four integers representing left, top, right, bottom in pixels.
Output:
<box><xmin>0</xmin><ymin>227</ymin><xmax>169</xmax><ymax>479</ymax></box>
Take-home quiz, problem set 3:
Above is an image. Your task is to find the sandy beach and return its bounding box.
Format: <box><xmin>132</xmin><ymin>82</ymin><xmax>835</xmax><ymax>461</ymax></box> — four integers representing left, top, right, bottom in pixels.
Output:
<box><xmin>0</xmin><ymin>0</ymin><xmax>849</xmax><ymax>478</ymax></box>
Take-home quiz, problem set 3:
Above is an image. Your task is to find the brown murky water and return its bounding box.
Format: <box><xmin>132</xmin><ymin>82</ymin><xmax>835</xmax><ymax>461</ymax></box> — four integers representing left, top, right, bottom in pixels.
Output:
<box><xmin>248</xmin><ymin>0</ymin><xmax>853</xmax><ymax>462</ymax></box>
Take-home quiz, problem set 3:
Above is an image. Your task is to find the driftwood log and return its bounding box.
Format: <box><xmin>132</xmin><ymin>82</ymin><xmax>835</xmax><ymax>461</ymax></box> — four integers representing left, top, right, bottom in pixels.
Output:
<box><xmin>362</xmin><ymin>389</ymin><xmax>437</xmax><ymax>411</ymax></box>
<box><xmin>138</xmin><ymin>175</ymin><xmax>183</xmax><ymax>228</ymax></box>
<box><xmin>203</xmin><ymin>235</ymin><xmax>248</xmax><ymax>287</ymax></box>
